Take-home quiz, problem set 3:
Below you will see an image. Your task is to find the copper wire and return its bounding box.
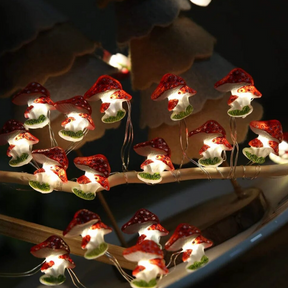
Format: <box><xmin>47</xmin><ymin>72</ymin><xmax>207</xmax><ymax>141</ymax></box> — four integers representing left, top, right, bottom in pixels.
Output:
<box><xmin>67</xmin><ymin>268</ymin><xmax>87</xmax><ymax>288</ymax></box>
<box><xmin>229</xmin><ymin>117</ymin><xmax>239</xmax><ymax>179</ymax></box>
<box><xmin>48</xmin><ymin>110</ymin><xmax>58</xmax><ymax>147</ymax></box>
<box><xmin>0</xmin><ymin>260</ymin><xmax>44</xmax><ymax>277</ymax></box>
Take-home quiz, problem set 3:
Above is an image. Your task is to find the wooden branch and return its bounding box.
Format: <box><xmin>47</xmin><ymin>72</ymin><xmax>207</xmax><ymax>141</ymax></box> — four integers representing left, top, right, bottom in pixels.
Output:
<box><xmin>0</xmin><ymin>214</ymin><xmax>135</xmax><ymax>270</ymax></box>
<box><xmin>0</xmin><ymin>163</ymin><xmax>288</xmax><ymax>194</ymax></box>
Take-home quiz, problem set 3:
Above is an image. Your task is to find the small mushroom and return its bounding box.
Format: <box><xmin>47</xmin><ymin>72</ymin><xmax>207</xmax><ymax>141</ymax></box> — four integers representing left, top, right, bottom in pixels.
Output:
<box><xmin>151</xmin><ymin>73</ymin><xmax>196</xmax><ymax>121</ymax></box>
<box><xmin>29</xmin><ymin>147</ymin><xmax>68</xmax><ymax>193</ymax></box>
<box><xmin>30</xmin><ymin>235</ymin><xmax>75</xmax><ymax>286</ymax></box>
<box><xmin>190</xmin><ymin>0</ymin><xmax>212</xmax><ymax>7</ymax></box>
<box><xmin>134</xmin><ymin>138</ymin><xmax>174</xmax><ymax>184</ymax></box>
<box><xmin>0</xmin><ymin>119</ymin><xmax>39</xmax><ymax>167</ymax></box>
<box><xmin>72</xmin><ymin>154</ymin><xmax>111</xmax><ymax>200</ymax></box>
<box><xmin>84</xmin><ymin>75</ymin><xmax>132</xmax><ymax>123</ymax></box>
<box><xmin>12</xmin><ymin>82</ymin><xmax>55</xmax><ymax>129</ymax></box>
<box><xmin>243</xmin><ymin>120</ymin><xmax>283</xmax><ymax>164</ymax></box>
<box><xmin>269</xmin><ymin>132</ymin><xmax>288</xmax><ymax>164</ymax></box>
<box><xmin>189</xmin><ymin>120</ymin><xmax>232</xmax><ymax>167</ymax></box>
<box><xmin>55</xmin><ymin>96</ymin><xmax>94</xmax><ymax>142</ymax></box>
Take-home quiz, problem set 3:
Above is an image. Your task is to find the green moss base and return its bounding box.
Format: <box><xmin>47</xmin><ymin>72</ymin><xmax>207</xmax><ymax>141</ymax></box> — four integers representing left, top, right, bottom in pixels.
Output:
<box><xmin>60</xmin><ymin>130</ymin><xmax>84</xmax><ymax>139</ymax></box>
<box><xmin>39</xmin><ymin>274</ymin><xmax>66</xmax><ymax>286</ymax></box>
<box><xmin>186</xmin><ymin>255</ymin><xmax>209</xmax><ymax>271</ymax></box>
<box><xmin>199</xmin><ymin>157</ymin><xmax>221</xmax><ymax>166</ymax></box>
<box><xmin>102</xmin><ymin>110</ymin><xmax>126</xmax><ymax>123</ymax></box>
<box><xmin>171</xmin><ymin>105</ymin><xmax>193</xmax><ymax>120</ymax></box>
<box><xmin>228</xmin><ymin>105</ymin><xmax>251</xmax><ymax>117</ymax></box>
<box><xmin>131</xmin><ymin>278</ymin><xmax>157</xmax><ymax>288</ymax></box>
<box><xmin>84</xmin><ymin>242</ymin><xmax>108</xmax><ymax>259</ymax></box>
<box><xmin>29</xmin><ymin>181</ymin><xmax>51</xmax><ymax>192</ymax></box>
<box><xmin>244</xmin><ymin>151</ymin><xmax>266</xmax><ymax>164</ymax></box>
<box><xmin>9</xmin><ymin>153</ymin><xmax>29</xmax><ymax>166</ymax></box>
<box><xmin>25</xmin><ymin>114</ymin><xmax>46</xmax><ymax>126</ymax></box>
<box><xmin>138</xmin><ymin>172</ymin><xmax>161</xmax><ymax>181</ymax></box>
<box><xmin>72</xmin><ymin>188</ymin><xmax>96</xmax><ymax>200</ymax></box>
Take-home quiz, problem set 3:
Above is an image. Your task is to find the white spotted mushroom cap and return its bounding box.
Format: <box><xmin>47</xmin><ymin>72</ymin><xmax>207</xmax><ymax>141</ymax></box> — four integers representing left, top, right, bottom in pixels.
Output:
<box><xmin>55</xmin><ymin>95</ymin><xmax>92</xmax><ymax>115</ymax></box>
<box><xmin>121</xmin><ymin>208</ymin><xmax>160</xmax><ymax>234</ymax></box>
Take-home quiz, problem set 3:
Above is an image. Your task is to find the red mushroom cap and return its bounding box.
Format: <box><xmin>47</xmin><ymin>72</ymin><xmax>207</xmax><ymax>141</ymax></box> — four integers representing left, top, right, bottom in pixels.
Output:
<box><xmin>33</xmin><ymin>96</ymin><xmax>56</xmax><ymax>109</ymax></box>
<box><xmin>32</xmin><ymin>147</ymin><xmax>68</xmax><ymax>170</ymax></box>
<box><xmin>77</xmin><ymin>175</ymin><xmax>92</xmax><ymax>185</ymax></box>
<box><xmin>79</xmin><ymin>113</ymin><xmax>95</xmax><ymax>130</ymax></box>
<box><xmin>236</xmin><ymin>85</ymin><xmax>262</xmax><ymax>98</ymax></box>
<box><xmin>250</xmin><ymin>120</ymin><xmax>283</xmax><ymax>143</ymax></box>
<box><xmin>91</xmin><ymin>221</ymin><xmax>113</xmax><ymax>235</ymax></box>
<box><xmin>149</xmin><ymin>258</ymin><xmax>169</xmax><ymax>274</ymax></box>
<box><xmin>249</xmin><ymin>138</ymin><xmax>264</xmax><ymax>148</ymax></box>
<box><xmin>14</xmin><ymin>132</ymin><xmax>39</xmax><ymax>144</ymax></box>
<box><xmin>84</xmin><ymin>75</ymin><xmax>122</xmax><ymax>101</ymax></box>
<box><xmin>63</xmin><ymin>209</ymin><xmax>101</xmax><ymax>237</ymax></box>
<box><xmin>155</xmin><ymin>155</ymin><xmax>175</xmax><ymax>171</ymax></box>
<box><xmin>165</xmin><ymin>223</ymin><xmax>201</xmax><ymax>251</ymax></box>
<box><xmin>269</xmin><ymin>140</ymin><xmax>280</xmax><ymax>155</ymax></box>
<box><xmin>147</xmin><ymin>223</ymin><xmax>169</xmax><ymax>236</ymax></box>
<box><xmin>177</xmin><ymin>85</ymin><xmax>197</xmax><ymax>97</ymax></box>
<box><xmin>192</xmin><ymin>235</ymin><xmax>213</xmax><ymax>249</ymax></box>
<box><xmin>134</xmin><ymin>138</ymin><xmax>171</xmax><ymax>157</ymax></box>
<box><xmin>12</xmin><ymin>82</ymin><xmax>50</xmax><ymax>105</ymax></box>
<box><xmin>121</xmin><ymin>208</ymin><xmax>159</xmax><ymax>234</ymax></box>
<box><xmin>30</xmin><ymin>235</ymin><xmax>70</xmax><ymax>258</ymax></box>
<box><xmin>182</xmin><ymin>249</ymin><xmax>192</xmax><ymax>262</ymax></box>
<box><xmin>59</xmin><ymin>254</ymin><xmax>76</xmax><ymax>269</ymax></box>
<box><xmin>50</xmin><ymin>165</ymin><xmax>68</xmax><ymax>183</ymax></box>
<box><xmin>73</xmin><ymin>154</ymin><xmax>110</xmax><ymax>177</ymax></box>
<box><xmin>94</xmin><ymin>175</ymin><xmax>110</xmax><ymax>191</ymax></box>
<box><xmin>132</xmin><ymin>265</ymin><xmax>146</xmax><ymax>277</ymax></box>
<box><xmin>140</xmin><ymin>159</ymin><xmax>154</xmax><ymax>170</ymax></box>
<box><xmin>214</xmin><ymin>68</ymin><xmax>254</xmax><ymax>92</ymax></box>
<box><xmin>189</xmin><ymin>120</ymin><xmax>226</xmax><ymax>138</ymax></box>
<box><xmin>55</xmin><ymin>96</ymin><xmax>92</xmax><ymax>115</ymax></box>
<box><xmin>110</xmin><ymin>90</ymin><xmax>132</xmax><ymax>102</ymax></box>
<box><xmin>123</xmin><ymin>240</ymin><xmax>164</xmax><ymax>262</ymax></box>
<box><xmin>0</xmin><ymin>120</ymin><xmax>26</xmax><ymax>145</ymax></box>
<box><xmin>212</xmin><ymin>137</ymin><xmax>233</xmax><ymax>151</ymax></box>
<box><xmin>151</xmin><ymin>73</ymin><xmax>186</xmax><ymax>101</ymax></box>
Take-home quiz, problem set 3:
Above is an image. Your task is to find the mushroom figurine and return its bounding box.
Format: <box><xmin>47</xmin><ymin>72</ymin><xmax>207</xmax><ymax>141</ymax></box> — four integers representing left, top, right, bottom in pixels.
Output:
<box><xmin>184</xmin><ymin>235</ymin><xmax>213</xmax><ymax>271</ymax></box>
<box><xmin>84</xmin><ymin>75</ymin><xmax>132</xmax><ymax>123</ymax></box>
<box><xmin>0</xmin><ymin>119</ymin><xmax>39</xmax><ymax>167</ymax></box>
<box><xmin>72</xmin><ymin>154</ymin><xmax>111</xmax><ymax>200</ymax></box>
<box><xmin>151</xmin><ymin>73</ymin><xmax>196</xmax><ymax>121</ymax></box>
<box><xmin>63</xmin><ymin>209</ymin><xmax>112</xmax><ymax>259</ymax></box>
<box><xmin>123</xmin><ymin>240</ymin><xmax>167</xmax><ymax>288</ymax></box>
<box><xmin>269</xmin><ymin>132</ymin><xmax>288</xmax><ymax>164</ymax></box>
<box><xmin>189</xmin><ymin>120</ymin><xmax>233</xmax><ymax>167</ymax></box>
<box><xmin>103</xmin><ymin>50</ymin><xmax>131</xmax><ymax>77</ymax></box>
<box><xmin>12</xmin><ymin>82</ymin><xmax>55</xmax><ymax>129</ymax></box>
<box><xmin>54</xmin><ymin>96</ymin><xmax>94</xmax><ymax>142</ymax></box>
<box><xmin>243</xmin><ymin>120</ymin><xmax>283</xmax><ymax>164</ymax></box>
<box><xmin>30</xmin><ymin>235</ymin><xmax>75</xmax><ymax>286</ymax></box>
<box><xmin>190</xmin><ymin>0</ymin><xmax>212</xmax><ymax>6</ymax></box>
<box><xmin>214</xmin><ymin>68</ymin><xmax>260</xmax><ymax>118</ymax></box>
<box><xmin>29</xmin><ymin>146</ymin><xmax>68</xmax><ymax>193</ymax></box>
<box><xmin>133</xmin><ymin>138</ymin><xmax>175</xmax><ymax>184</ymax></box>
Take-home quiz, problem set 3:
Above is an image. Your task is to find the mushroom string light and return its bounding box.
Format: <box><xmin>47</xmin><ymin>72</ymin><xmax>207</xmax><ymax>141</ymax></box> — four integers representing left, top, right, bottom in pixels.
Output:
<box><xmin>133</xmin><ymin>138</ymin><xmax>175</xmax><ymax>184</ymax></box>
<box><xmin>84</xmin><ymin>75</ymin><xmax>132</xmax><ymax>123</ymax></box>
<box><xmin>243</xmin><ymin>120</ymin><xmax>283</xmax><ymax>164</ymax></box>
<box><xmin>269</xmin><ymin>132</ymin><xmax>288</xmax><ymax>164</ymax></box>
<box><xmin>151</xmin><ymin>73</ymin><xmax>197</xmax><ymax>121</ymax></box>
<box><xmin>190</xmin><ymin>0</ymin><xmax>212</xmax><ymax>6</ymax></box>
<box><xmin>189</xmin><ymin>120</ymin><xmax>233</xmax><ymax>167</ymax></box>
<box><xmin>54</xmin><ymin>96</ymin><xmax>95</xmax><ymax>142</ymax></box>
<box><xmin>12</xmin><ymin>82</ymin><xmax>56</xmax><ymax>129</ymax></box>
<box><xmin>72</xmin><ymin>154</ymin><xmax>111</xmax><ymax>200</ymax></box>
<box><xmin>0</xmin><ymin>119</ymin><xmax>39</xmax><ymax>167</ymax></box>
<box><xmin>29</xmin><ymin>146</ymin><xmax>69</xmax><ymax>193</ymax></box>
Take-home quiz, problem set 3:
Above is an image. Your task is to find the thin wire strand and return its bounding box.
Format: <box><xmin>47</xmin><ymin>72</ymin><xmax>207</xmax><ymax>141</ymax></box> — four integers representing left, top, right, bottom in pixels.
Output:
<box><xmin>229</xmin><ymin>117</ymin><xmax>239</xmax><ymax>179</ymax></box>
<box><xmin>67</xmin><ymin>268</ymin><xmax>87</xmax><ymax>288</ymax></box>
<box><xmin>0</xmin><ymin>260</ymin><xmax>44</xmax><ymax>278</ymax></box>
<box><xmin>166</xmin><ymin>251</ymin><xmax>182</xmax><ymax>269</ymax></box>
<box><xmin>121</xmin><ymin>101</ymin><xmax>134</xmax><ymax>172</ymax></box>
<box><xmin>48</xmin><ymin>111</ymin><xmax>58</xmax><ymax>147</ymax></box>
<box><xmin>65</xmin><ymin>130</ymin><xmax>89</xmax><ymax>155</ymax></box>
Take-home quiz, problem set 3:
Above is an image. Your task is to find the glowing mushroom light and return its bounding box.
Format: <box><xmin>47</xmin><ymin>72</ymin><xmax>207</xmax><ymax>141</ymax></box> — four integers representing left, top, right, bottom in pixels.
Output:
<box><xmin>269</xmin><ymin>132</ymin><xmax>288</xmax><ymax>164</ymax></box>
<box><xmin>190</xmin><ymin>0</ymin><xmax>212</xmax><ymax>7</ymax></box>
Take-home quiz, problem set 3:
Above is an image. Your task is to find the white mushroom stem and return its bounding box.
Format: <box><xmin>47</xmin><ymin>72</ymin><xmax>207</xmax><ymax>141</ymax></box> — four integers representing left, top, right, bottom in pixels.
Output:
<box><xmin>81</xmin><ymin>227</ymin><xmax>106</xmax><ymax>253</ymax></box>
<box><xmin>143</xmin><ymin>154</ymin><xmax>168</xmax><ymax>175</ymax></box>
<box><xmin>108</xmin><ymin>53</ymin><xmax>130</xmax><ymax>71</ymax></box>
<box><xmin>8</xmin><ymin>138</ymin><xmax>32</xmax><ymax>159</ymax></box>
<box><xmin>168</xmin><ymin>93</ymin><xmax>190</xmax><ymax>114</ymax></box>
<box><xmin>77</xmin><ymin>172</ymin><xmax>101</xmax><ymax>194</ymax></box>
<box><xmin>138</xmin><ymin>226</ymin><xmax>162</xmax><ymax>246</ymax></box>
<box><xmin>270</xmin><ymin>141</ymin><xmax>288</xmax><ymax>164</ymax></box>
<box><xmin>183</xmin><ymin>244</ymin><xmax>205</xmax><ymax>263</ymax></box>
<box><xmin>101</xmin><ymin>93</ymin><xmax>124</xmax><ymax>117</ymax></box>
<box><xmin>27</xmin><ymin>101</ymin><xmax>51</xmax><ymax>119</ymax></box>
<box><xmin>43</xmin><ymin>256</ymin><xmax>68</xmax><ymax>278</ymax></box>
<box><xmin>201</xmin><ymin>138</ymin><xmax>226</xmax><ymax>160</ymax></box>
<box><xmin>63</xmin><ymin>112</ymin><xmax>90</xmax><ymax>132</ymax></box>
<box><xmin>135</xmin><ymin>260</ymin><xmax>160</xmax><ymax>282</ymax></box>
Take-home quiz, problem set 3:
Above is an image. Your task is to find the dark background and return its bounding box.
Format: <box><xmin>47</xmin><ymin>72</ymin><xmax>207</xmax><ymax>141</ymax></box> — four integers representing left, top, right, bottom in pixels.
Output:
<box><xmin>0</xmin><ymin>0</ymin><xmax>288</xmax><ymax>287</ymax></box>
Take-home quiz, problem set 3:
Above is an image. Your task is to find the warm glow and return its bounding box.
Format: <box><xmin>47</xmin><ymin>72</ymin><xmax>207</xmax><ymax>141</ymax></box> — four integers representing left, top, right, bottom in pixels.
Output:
<box><xmin>190</xmin><ymin>0</ymin><xmax>212</xmax><ymax>7</ymax></box>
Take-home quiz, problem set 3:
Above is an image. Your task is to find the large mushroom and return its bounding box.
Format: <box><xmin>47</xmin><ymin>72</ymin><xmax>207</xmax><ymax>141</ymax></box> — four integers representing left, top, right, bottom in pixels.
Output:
<box><xmin>0</xmin><ymin>119</ymin><xmax>39</xmax><ymax>167</ymax></box>
<box><xmin>134</xmin><ymin>138</ymin><xmax>175</xmax><ymax>184</ymax></box>
<box><xmin>30</xmin><ymin>235</ymin><xmax>75</xmax><ymax>286</ymax></box>
<box><xmin>72</xmin><ymin>154</ymin><xmax>111</xmax><ymax>200</ymax></box>
<box><xmin>29</xmin><ymin>146</ymin><xmax>68</xmax><ymax>193</ymax></box>
<box><xmin>12</xmin><ymin>82</ymin><xmax>56</xmax><ymax>129</ymax></box>
<box><xmin>54</xmin><ymin>95</ymin><xmax>95</xmax><ymax>142</ymax></box>
<box><xmin>269</xmin><ymin>132</ymin><xmax>288</xmax><ymax>164</ymax></box>
<box><xmin>63</xmin><ymin>209</ymin><xmax>112</xmax><ymax>259</ymax></box>
<box><xmin>151</xmin><ymin>73</ymin><xmax>196</xmax><ymax>121</ymax></box>
<box><xmin>84</xmin><ymin>75</ymin><xmax>132</xmax><ymax>123</ymax></box>
<box><xmin>243</xmin><ymin>120</ymin><xmax>283</xmax><ymax>164</ymax></box>
<box><xmin>189</xmin><ymin>120</ymin><xmax>233</xmax><ymax>167</ymax></box>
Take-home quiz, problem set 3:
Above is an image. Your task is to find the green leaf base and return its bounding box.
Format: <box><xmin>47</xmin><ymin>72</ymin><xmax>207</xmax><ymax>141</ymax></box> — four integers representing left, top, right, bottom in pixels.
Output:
<box><xmin>186</xmin><ymin>255</ymin><xmax>209</xmax><ymax>271</ymax></box>
<box><xmin>60</xmin><ymin>130</ymin><xmax>84</xmax><ymax>139</ymax></box>
<box><xmin>29</xmin><ymin>181</ymin><xmax>52</xmax><ymax>193</ymax></box>
<box><xmin>244</xmin><ymin>150</ymin><xmax>266</xmax><ymax>164</ymax></box>
<box><xmin>199</xmin><ymin>157</ymin><xmax>221</xmax><ymax>167</ymax></box>
<box><xmin>72</xmin><ymin>188</ymin><xmax>96</xmax><ymax>200</ymax></box>
<box><xmin>39</xmin><ymin>274</ymin><xmax>66</xmax><ymax>286</ymax></box>
<box><xmin>9</xmin><ymin>153</ymin><xmax>30</xmax><ymax>167</ymax></box>
<box><xmin>137</xmin><ymin>172</ymin><xmax>162</xmax><ymax>184</ymax></box>
<box><xmin>102</xmin><ymin>110</ymin><xmax>126</xmax><ymax>123</ymax></box>
<box><xmin>84</xmin><ymin>242</ymin><xmax>108</xmax><ymax>259</ymax></box>
<box><xmin>25</xmin><ymin>115</ymin><xmax>47</xmax><ymax>126</ymax></box>
<box><xmin>228</xmin><ymin>105</ymin><xmax>251</xmax><ymax>117</ymax></box>
<box><xmin>130</xmin><ymin>278</ymin><xmax>157</xmax><ymax>288</ymax></box>
<box><xmin>171</xmin><ymin>105</ymin><xmax>193</xmax><ymax>120</ymax></box>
